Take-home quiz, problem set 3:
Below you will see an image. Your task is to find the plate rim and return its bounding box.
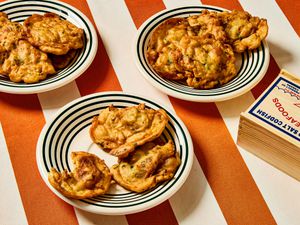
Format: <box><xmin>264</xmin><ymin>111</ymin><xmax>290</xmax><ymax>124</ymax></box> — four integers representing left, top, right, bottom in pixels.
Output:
<box><xmin>133</xmin><ymin>5</ymin><xmax>270</xmax><ymax>102</ymax></box>
<box><xmin>0</xmin><ymin>0</ymin><xmax>98</xmax><ymax>94</ymax></box>
<box><xmin>36</xmin><ymin>91</ymin><xmax>194</xmax><ymax>215</ymax></box>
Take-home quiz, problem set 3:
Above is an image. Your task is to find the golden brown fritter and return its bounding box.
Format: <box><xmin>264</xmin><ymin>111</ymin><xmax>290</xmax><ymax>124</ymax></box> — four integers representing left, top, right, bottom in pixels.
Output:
<box><xmin>110</xmin><ymin>140</ymin><xmax>181</xmax><ymax>193</ymax></box>
<box><xmin>0</xmin><ymin>12</ymin><xmax>25</xmax><ymax>52</ymax></box>
<box><xmin>219</xmin><ymin>10</ymin><xmax>268</xmax><ymax>52</ymax></box>
<box><xmin>48</xmin><ymin>151</ymin><xmax>112</xmax><ymax>199</ymax></box>
<box><xmin>147</xmin><ymin>18</ymin><xmax>190</xmax><ymax>80</ymax></box>
<box><xmin>0</xmin><ymin>51</ymin><xmax>9</xmax><ymax>74</ymax></box>
<box><xmin>2</xmin><ymin>40</ymin><xmax>56</xmax><ymax>83</ymax></box>
<box><xmin>24</xmin><ymin>13</ymin><xmax>84</xmax><ymax>55</ymax></box>
<box><xmin>187</xmin><ymin>10</ymin><xmax>227</xmax><ymax>42</ymax></box>
<box><xmin>183</xmin><ymin>36</ymin><xmax>236</xmax><ymax>89</ymax></box>
<box><xmin>90</xmin><ymin>104</ymin><xmax>169</xmax><ymax>158</ymax></box>
<box><xmin>147</xmin><ymin>20</ymin><xmax>236</xmax><ymax>89</ymax></box>
<box><xmin>146</xmin><ymin>10</ymin><xmax>268</xmax><ymax>89</ymax></box>
<box><xmin>0</xmin><ymin>12</ymin><xmax>25</xmax><ymax>75</ymax></box>
<box><xmin>147</xmin><ymin>16</ymin><xmax>236</xmax><ymax>89</ymax></box>
<box><xmin>49</xmin><ymin>49</ymin><xmax>77</xmax><ymax>70</ymax></box>
<box><xmin>0</xmin><ymin>12</ymin><xmax>8</xmax><ymax>24</ymax></box>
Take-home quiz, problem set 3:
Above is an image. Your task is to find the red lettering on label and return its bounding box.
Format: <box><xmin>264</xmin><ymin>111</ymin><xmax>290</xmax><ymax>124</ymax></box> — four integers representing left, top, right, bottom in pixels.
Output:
<box><xmin>273</xmin><ymin>98</ymin><xmax>299</xmax><ymax>126</ymax></box>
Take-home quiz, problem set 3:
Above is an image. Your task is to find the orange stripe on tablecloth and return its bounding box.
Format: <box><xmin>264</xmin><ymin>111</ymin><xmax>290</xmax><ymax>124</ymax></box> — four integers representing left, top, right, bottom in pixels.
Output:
<box><xmin>252</xmin><ymin>56</ymin><xmax>280</xmax><ymax>99</ymax></box>
<box><xmin>169</xmin><ymin>98</ymin><xmax>276</xmax><ymax>225</ymax></box>
<box><xmin>276</xmin><ymin>0</ymin><xmax>300</xmax><ymax>36</ymax></box>
<box><xmin>127</xmin><ymin>0</ymin><xmax>276</xmax><ymax>224</ymax></box>
<box><xmin>0</xmin><ymin>94</ymin><xmax>78</xmax><ymax>225</ymax></box>
<box><xmin>124</xmin><ymin>1</ymin><xmax>179</xmax><ymax>225</ymax></box>
<box><xmin>60</xmin><ymin>0</ymin><xmax>122</xmax><ymax>95</ymax></box>
<box><xmin>76</xmin><ymin>34</ymin><xmax>122</xmax><ymax>95</ymax></box>
<box><xmin>126</xmin><ymin>0</ymin><xmax>166</xmax><ymax>29</ymax></box>
<box><xmin>126</xmin><ymin>201</ymin><xmax>179</xmax><ymax>225</ymax></box>
<box><xmin>203</xmin><ymin>0</ymin><xmax>241</xmax><ymax>9</ymax></box>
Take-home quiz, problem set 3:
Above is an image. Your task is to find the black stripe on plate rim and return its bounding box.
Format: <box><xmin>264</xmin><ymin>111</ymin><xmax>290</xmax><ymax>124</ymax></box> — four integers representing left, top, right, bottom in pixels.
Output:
<box><xmin>2</xmin><ymin>4</ymin><xmax>68</xmax><ymax>15</ymax></box>
<box><xmin>87</xmin><ymin>177</ymin><xmax>175</xmax><ymax>206</ymax></box>
<box><xmin>46</xmin><ymin>103</ymin><xmax>102</xmax><ymax>171</ymax></box>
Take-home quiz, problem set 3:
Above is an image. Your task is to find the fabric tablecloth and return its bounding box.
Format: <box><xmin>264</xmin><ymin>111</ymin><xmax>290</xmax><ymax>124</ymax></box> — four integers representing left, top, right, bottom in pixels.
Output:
<box><xmin>1</xmin><ymin>0</ymin><xmax>299</xmax><ymax>224</ymax></box>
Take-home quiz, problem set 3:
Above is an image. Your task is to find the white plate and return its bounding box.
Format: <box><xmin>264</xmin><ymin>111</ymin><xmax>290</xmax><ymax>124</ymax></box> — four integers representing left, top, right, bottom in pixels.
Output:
<box><xmin>134</xmin><ymin>5</ymin><xmax>270</xmax><ymax>102</ymax></box>
<box><xmin>0</xmin><ymin>0</ymin><xmax>97</xmax><ymax>94</ymax></box>
<box><xmin>36</xmin><ymin>91</ymin><xmax>194</xmax><ymax>215</ymax></box>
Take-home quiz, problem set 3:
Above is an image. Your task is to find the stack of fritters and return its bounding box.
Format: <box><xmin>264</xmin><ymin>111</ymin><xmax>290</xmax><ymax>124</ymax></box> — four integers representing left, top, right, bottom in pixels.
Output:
<box><xmin>48</xmin><ymin>104</ymin><xmax>181</xmax><ymax>198</ymax></box>
<box><xmin>147</xmin><ymin>9</ymin><xmax>268</xmax><ymax>89</ymax></box>
<box><xmin>0</xmin><ymin>12</ymin><xmax>84</xmax><ymax>83</ymax></box>
<box><xmin>90</xmin><ymin>103</ymin><xmax>169</xmax><ymax>158</ymax></box>
<box><xmin>90</xmin><ymin>104</ymin><xmax>181</xmax><ymax>193</ymax></box>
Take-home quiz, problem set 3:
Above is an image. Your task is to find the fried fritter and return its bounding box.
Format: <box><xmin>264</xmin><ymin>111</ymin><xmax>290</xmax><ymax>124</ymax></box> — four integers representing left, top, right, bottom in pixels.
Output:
<box><xmin>183</xmin><ymin>36</ymin><xmax>236</xmax><ymax>89</ymax></box>
<box><xmin>0</xmin><ymin>51</ymin><xmax>9</xmax><ymax>74</ymax></box>
<box><xmin>24</xmin><ymin>13</ymin><xmax>84</xmax><ymax>55</ymax></box>
<box><xmin>0</xmin><ymin>12</ymin><xmax>25</xmax><ymax>52</ymax></box>
<box><xmin>219</xmin><ymin>10</ymin><xmax>268</xmax><ymax>52</ymax></box>
<box><xmin>187</xmin><ymin>10</ymin><xmax>227</xmax><ymax>42</ymax></box>
<box><xmin>111</xmin><ymin>140</ymin><xmax>181</xmax><ymax>193</ymax></box>
<box><xmin>0</xmin><ymin>12</ymin><xmax>8</xmax><ymax>24</ymax></box>
<box><xmin>48</xmin><ymin>151</ymin><xmax>112</xmax><ymax>199</ymax></box>
<box><xmin>147</xmin><ymin>19</ymin><xmax>236</xmax><ymax>89</ymax></box>
<box><xmin>49</xmin><ymin>49</ymin><xmax>77</xmax><ymax>70</ymax></box>
<box><xmin>0</xmin><ymin>12</ymin><xmax>25</xmax><ymax>75</ymax></box>
<box><xmin>147</xmin><ymin>18</ymin><xmax>190</xmax><ymax>80</ymax></box>
<box><xmin>2</xmin><ymin>40</ymin><xmax>56</xmax><ymax>83</ymax></box>
<box><xmin>147</xmin><ymin>10</ymin><xmax>268</xmax><ymax>89</ymax></box>
<box><xmin>90</xmin><ymin>104</ymin><xmax>169</xmax><ymax>158</ymax></box>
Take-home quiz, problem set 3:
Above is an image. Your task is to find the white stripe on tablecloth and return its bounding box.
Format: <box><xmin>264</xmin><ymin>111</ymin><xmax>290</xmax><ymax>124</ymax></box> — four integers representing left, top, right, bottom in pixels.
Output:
<box><xmin>0</xmin><ymin>123</ymin><xmax>28</xmax><ymax>225</ymax></box>
<box><xmin>86</xmin><ymin>0</ymin><xmax>227</xmax><ymax>224</ymax></box>
<box><xmin>87</xmin><ymin>2</ymin><xmax>169</xmax><ymax>102</ymax></box>
<box><xmin>38</xmin><ymin>81</ymin><xmax>81</xmax><ymax>122</ymax></box>
<box><xmin>163</xmin><ymin>0</ymin><xmax>202</xmax><ymax>8</ymax></box>
<box><xmin>38</xmin><ymin>84</ymin><xmax>129</xmax><ymax>225</ymax></box>
<box><xmin>75</xmin><ymin>209</ymin><xmax>129</xmax><ymax>225</ymax></box>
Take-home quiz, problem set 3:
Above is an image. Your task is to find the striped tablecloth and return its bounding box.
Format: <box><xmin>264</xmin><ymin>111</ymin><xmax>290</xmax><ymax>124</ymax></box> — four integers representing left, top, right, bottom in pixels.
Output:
<box><xmin>1</xmin><ymin>0</ymin><xmax>299</xmax><ymax>224</ymax></box>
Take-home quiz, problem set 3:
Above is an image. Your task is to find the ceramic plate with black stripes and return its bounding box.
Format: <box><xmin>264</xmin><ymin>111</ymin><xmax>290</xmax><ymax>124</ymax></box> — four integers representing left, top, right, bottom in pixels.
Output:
<box><xmin>0</xmin><ymin>0</ymin><xmax>97</xmax><ymax>94</ymax></box>
<box><xmin>36</xmin><ymin>92</ymin><xmax>193</xmax><ymax>215</ymax></box>
<box><xmin>134</xmin><ymin>6</ymin><xmax>270</xmax><ymax>102</ymax></box>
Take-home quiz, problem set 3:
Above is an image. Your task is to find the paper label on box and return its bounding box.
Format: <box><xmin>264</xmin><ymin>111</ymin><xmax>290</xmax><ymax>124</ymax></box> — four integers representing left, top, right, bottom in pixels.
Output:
<box><xmin>247</xmin><ymin>73</ymin><xmax>300</xmax><ymax>144</ymax></box>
